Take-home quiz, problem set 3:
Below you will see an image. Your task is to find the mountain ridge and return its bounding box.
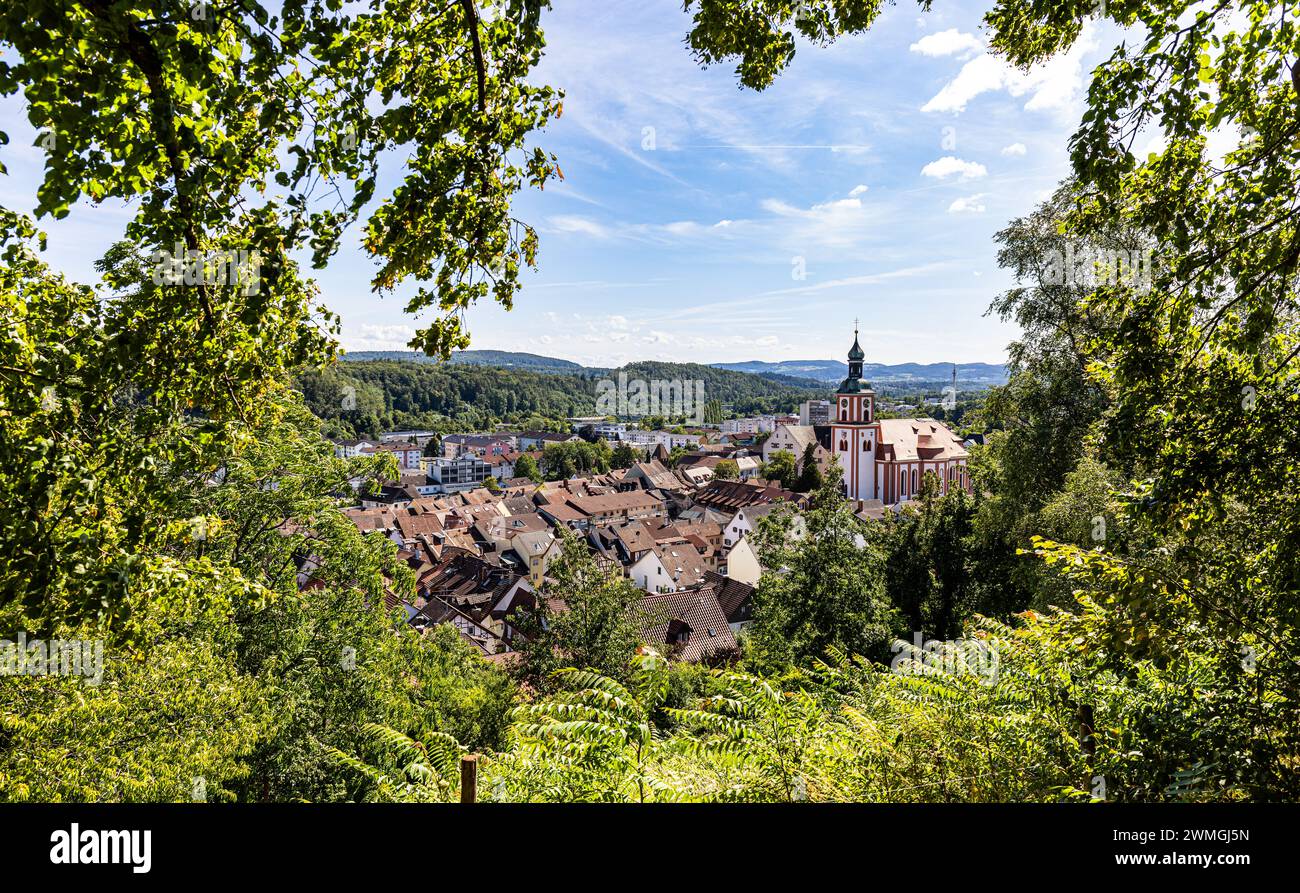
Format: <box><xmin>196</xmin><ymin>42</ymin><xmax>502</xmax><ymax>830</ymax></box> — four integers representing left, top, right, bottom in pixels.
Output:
<box><xmin>343</xmin><ymin>349</ymin><xmax>1006</xmax><ymax>385</ymax></box>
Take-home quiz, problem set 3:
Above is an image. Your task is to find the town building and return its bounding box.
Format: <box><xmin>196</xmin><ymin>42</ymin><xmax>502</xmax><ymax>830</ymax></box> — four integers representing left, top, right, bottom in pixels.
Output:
<box><xmin>799</xmin><ymin>399</ymin><xmax>832</xmax><ymax>426</ymax></box>
<box><xmin>427</xmin><ymin>455</ymin><xmax>491</xmax><ymax>494</ymax></box>
<box><xmin>830</xmin><ymin>326</ymin><xmax>972</xmax><ymax>503</ymax></box>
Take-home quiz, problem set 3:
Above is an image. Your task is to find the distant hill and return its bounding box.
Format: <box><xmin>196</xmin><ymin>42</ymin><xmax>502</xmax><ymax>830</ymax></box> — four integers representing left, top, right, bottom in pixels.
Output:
<box><xmin>342</xmin><ymin>349</ymin><xmax>587</xmax><ymax>375</ymax></box>
<box><xmin>303</xmin><ymin>356</ymin><xmax>824</xmax><ymax>437</ymax></box>
<box><xmin>713</xmin><ymin>359</ymin><xmax>1008</xmax><ymax>386</ymax></box>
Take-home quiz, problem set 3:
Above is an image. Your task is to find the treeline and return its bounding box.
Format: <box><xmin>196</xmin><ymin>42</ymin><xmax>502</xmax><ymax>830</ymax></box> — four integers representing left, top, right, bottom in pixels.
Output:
<box><xmin>299</xmin><ymin>359</ymin><xmax>823</xmax><ymax>439</ymax></box>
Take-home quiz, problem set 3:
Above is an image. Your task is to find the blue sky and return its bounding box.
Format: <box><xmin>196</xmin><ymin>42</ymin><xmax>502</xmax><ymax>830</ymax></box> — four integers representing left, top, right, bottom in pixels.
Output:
<box><xmin>0</xmin><ymin>2</ymin><xmax>1121</xmax><ymax>366</ymax></box>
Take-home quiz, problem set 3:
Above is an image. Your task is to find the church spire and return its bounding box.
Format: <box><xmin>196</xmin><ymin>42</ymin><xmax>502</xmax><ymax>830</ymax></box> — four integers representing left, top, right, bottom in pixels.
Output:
<box><xmin>848</xmin><ymin>318</ymin><xmax>865</xmax><ymax>362</ymax></box>
<box><xmin>838</xmin><ymin>322</ymin><xmax>867</xmax><ymax>394</ymax></box>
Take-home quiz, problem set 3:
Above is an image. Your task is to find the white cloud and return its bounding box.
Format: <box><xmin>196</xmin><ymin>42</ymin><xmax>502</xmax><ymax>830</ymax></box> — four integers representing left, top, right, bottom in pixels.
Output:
<box><xmin>1000</xmin><ymin>142</ymin><xmax>1027</xmax><ymax>157</ymax></box>
<box><xmin>920</xmin><ymin>25</ymin><xmax>1098</xmax><ymax>115</ymax></box>
<box><xmin>909</xmin><ymin>29</ymin><xmax>983</xmax><ymax>59</ymax></box>
<box><xmin>947</xmin><ymin>194</ymin><xmax>989</xmax><ymax>214</ymax></box>
<box><xmin>848</xmin><ymin>184</ymin><xmax>869</xmax><ymax>197</ymax></box>
<box><xmin>755</xmin><ymin>335</ymin><xmax>779</xmax><ymax>347</ymax></box>
<box><xmin>344</xmin><ymin>324</ymin><xmax>417</xmax><ymax>351</ymax></box>
<box><xmin>548</xmin><ymin>215</ymin><xmax>613</xmax><ymax>238</ymax></box>
<box><xmin>921</xmin><ymin>156</ymin><xmax>988</xmax><ymax>180</ymax></box>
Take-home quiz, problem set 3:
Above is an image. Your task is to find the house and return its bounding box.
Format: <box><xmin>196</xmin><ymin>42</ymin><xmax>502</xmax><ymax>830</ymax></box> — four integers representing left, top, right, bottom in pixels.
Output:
<box><xmin>334</xmin><ymin>438</ymin><xmax>378</xmax><ymax>458</ymax></box>
<box><xmin>623</xmin><ymin>460</ymin><xmax>686</xmax><ymax>493</ymax></box>
<box><xmin>692</xmin><ymin>478</ymin><xmax>800</xmax><ymax>513</ymax></box>
<box><xmin>419</xmin><ymin>550</ymin><xmax>531</xmax><ymax>619</ymax></box>
<box><xmin>724</xmin><ymin>536</ymin><xmax>762</xmax><ymax>586</ymax></box>
<box><xmin>763</xmin><ymin>423</ymin><xmax>820</xmax><ymax>469</ymax></box>
<box><xmin>518</xmin><ymin>431</ymin><xmax>579</xmax><ymax>450</ymax></box>
<box><xmin>360</xmin><ymin>483</ymin><xmax>422</xmax><ymax>509</ymax></box>
<box><xmin>639</xmin><ymin>587</ymin><xmax>737</xmax><ymax>663</ymax></box>
<box><xmin>504</xmin><ymin>529</ymin><xmax>560</xmax><ymax>587</ymax></box>
<box><xmin>566</xmin><ymin>491</ymin><xmax>666</xmax><ymax>529</ymax></box>
<box><xmin>630</xmin><ymin>543</ymin><xmax>710</xmax><ymax>593</ymax></box>
<box><xmin>426</xmin><ymin>455</ymin><xmax>490</xmax><ymax>494</ymax></box>
<box><xmin>411</xmin><ymin>596</ymin><xmax>512</xmax><ymax>656</ymax></box>
<box><xmin>368</xmin><ymin>440</ymin><xmax>424</xmax><ymax>470</ymax></box>
<box><xmin>484</xmin><ymin>452</ymin><xmax>518</xmax><ymax>481</ymax></box>
<box><xmin>732</xmin><ymin>455</ymin><xmax>762</xmax><ymax>481</ymax></box>
<box><xmin>799</xmin><ymin>400</ymin><xmax>832</xmax><ymax>426</ymax></box>
<box><xmin>441</xmin><ymin>434</ymin><xmax>515</xmax><ymax>459</ymax></box>
<box><xmin>703</xmin><ymin>570</ymin><xmax>756</xmax><ymax>633</ymax></box>
<box><xmin>621</xmin><ymin>429</ymin><xmax>703</xmax><ymax>450</ymax></box>
<box><xmin>723</xmin><ymin>503</ymin><xmax>783</xmax><ymax>550</ymax></box>
<box><xmin>380</xmin><ymin>430</ymin><xmax>439</xmax><ymax>447</ymax></box>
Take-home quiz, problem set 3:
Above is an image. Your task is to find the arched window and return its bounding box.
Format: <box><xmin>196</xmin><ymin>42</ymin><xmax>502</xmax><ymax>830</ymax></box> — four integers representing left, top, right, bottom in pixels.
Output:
<box><xmin>911</xmin><ymin>469</ymin><xmax>917</xmax><ymax>492</ymax></box>
<box><xmin>861</xmin><ymin>439</ymin><xmax>868</xmax><ymax>451</ymax></box>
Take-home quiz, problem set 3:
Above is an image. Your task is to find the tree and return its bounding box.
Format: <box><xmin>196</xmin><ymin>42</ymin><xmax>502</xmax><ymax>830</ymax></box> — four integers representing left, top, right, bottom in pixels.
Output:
<box><xmin>513</xmin><ymin>452</ymin><xmax>542</xmax><ymax>483</ymax></box>
<box><xmin>713</xmin><ymin>459</ymin><xmax>739</xmax><ymax>480</ymax></box>
<box><xmin>761</xmin><ymin>449</ymin><xmax>797</xmax><ymax>490</ymax></box>
<box><xmin>515</xmin><ymin>527</ymin><xmax>647</xmax><ymax>688</ymax></box>
<box><xmin>882</xmin><ymin>476</ymin><xmax>980</xmax><ymax>641</ymax></box>
<box><xmin>794</xmin><ymin>443</ymin><xmax>823</xmax><ymax>492</ymax></box>
<box><xmin>746</xmin><ymin>460</ymin><xmax>900</xmax><ymax>669</ymax></box>
<box><xmin>611</xmin><ymin>442</ymin><xmax>639</xmax><ymax>469</ymax></box>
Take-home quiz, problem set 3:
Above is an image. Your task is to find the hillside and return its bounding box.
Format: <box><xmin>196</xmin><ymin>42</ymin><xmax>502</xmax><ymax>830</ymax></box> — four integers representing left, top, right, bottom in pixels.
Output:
<box><xmin>342</xmin><ymin>348</ymin><xmax>587</xmax><ymax>375</ymax></box>
<box><xmin>301</xmin><ymin>357</ymin><xmax>823</xmax><ymax>438</ymax></box>
<box><xmin>714</xmin><ymin>359</ymin><xmax>1008</xmax><ymax>386</ymax></box>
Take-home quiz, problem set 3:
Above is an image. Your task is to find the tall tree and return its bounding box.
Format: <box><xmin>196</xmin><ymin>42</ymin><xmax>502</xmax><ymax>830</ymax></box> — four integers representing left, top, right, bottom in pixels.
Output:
<box><xmin>746</xmin><ymin>461</ymin><xmax>900</xmax><ymax>668</ymax></box>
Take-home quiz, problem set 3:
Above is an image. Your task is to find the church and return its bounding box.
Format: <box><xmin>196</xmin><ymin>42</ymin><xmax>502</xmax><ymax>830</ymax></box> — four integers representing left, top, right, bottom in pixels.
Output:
<box><xmin>830</xmin><ymin>326</ymin><xmax>972</xmax><ymax>504</ymax></box>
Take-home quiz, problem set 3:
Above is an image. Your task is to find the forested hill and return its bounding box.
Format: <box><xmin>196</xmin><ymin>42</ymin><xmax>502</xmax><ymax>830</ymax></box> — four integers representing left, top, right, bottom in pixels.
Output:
<box><xmin>300</xmin><ymin>358</ymin><xmax>824</xmax><ymax>438</ymax></box>
<box><xmin>342</xmin><ymin>348</ymin><xmax>587</xmax><ymax>374</ymax></box>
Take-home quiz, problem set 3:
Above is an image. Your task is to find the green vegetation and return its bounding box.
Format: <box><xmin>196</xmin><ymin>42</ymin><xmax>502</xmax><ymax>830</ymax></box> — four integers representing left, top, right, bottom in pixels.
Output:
<box><xmin>301</xmin><ymin>358</ymin><xmax>821</xmax><ymax>440</ymax></box>
<box><xmin>4</xmin><ymin>0</ymin><xmax>1300</xmax><ymax>804</ymax></box>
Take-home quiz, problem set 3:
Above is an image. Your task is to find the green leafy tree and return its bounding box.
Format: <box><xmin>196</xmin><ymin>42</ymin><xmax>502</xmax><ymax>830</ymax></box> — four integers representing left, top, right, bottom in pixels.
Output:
<box><xmin>515</xmin><ymin>527</ymin><xmax>647</xmax><ymax>687</ymax></box>
<box><xmin>746</xmin><ymin>461</ymin><xmax>900</xmax><ymax>669</ymax></box>
<box><xmin>713</xmin><ymin>458</ymin><xmax>739</xmax><ymax>480</ymax></box>
<box><xmin>794</xmin><ymin>443</ymin><xmax>823</xmax><ymax>492</ymax></box>
<box><xmin>513</xmin><ymin>452</ymin><xmax>542</xmax><ymax>483</ymax></box>
<box><xmin>611</xmin><ymin>441</ymin><xmax>639</xmax><ymax>469</ymax></box>
<box><xmin>761</xmin><ymin>449</ymin><xmax>797</xmax><ymax>489</ymax></box>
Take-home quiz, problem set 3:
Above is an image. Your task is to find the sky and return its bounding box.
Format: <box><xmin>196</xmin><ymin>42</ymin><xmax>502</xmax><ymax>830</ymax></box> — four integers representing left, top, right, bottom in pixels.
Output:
<box><xmin>0</xmin><ymin>2</ymin><xmax>1124</xmax><ymax>367</ymax></box>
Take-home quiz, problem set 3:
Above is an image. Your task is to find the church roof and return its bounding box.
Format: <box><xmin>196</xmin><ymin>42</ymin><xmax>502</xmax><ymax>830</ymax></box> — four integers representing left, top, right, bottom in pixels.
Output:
<box><xmin>848</xmin><ymin>331</ymin><xmax>865</xmax><ymax>362</ymax></box>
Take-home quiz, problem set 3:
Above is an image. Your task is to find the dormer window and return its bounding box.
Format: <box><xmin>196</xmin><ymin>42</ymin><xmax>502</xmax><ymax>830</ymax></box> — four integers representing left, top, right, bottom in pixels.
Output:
<box><xmin>666</xmin><ymin>619</ymin><xmax>692</xmax><ymax>645</ymax></box>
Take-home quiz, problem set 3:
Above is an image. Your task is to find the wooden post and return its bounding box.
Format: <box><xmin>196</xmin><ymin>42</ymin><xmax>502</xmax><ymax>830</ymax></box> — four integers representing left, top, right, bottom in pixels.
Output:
<box><xmin>460</xmin><ymin>754</ymin><xmax>478</xmax><ymax>804</ymax></box>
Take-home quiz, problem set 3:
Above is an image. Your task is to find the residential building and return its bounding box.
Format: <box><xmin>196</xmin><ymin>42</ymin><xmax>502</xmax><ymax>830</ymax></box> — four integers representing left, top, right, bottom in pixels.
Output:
<box><xmin>799</xmin><ymin>399</ymin><xmax>832</xmax><ymax>426</ymax></box>
<box><xmin>639</xmin><ymin>587</ymin><xmax>737</xmax><ymax>662</ymax></box>
<box><xmin>518</xmin><ymin>431</ymin><xmax>580</xmax><ymax>450</ymax></box>
<box><xmin>427</xmin><ymin>455</ymin><xmax>491</xmax><ymax>494</ymax></box>
<box><xmin>441</xmin><ymin>434</ymin><xmax>515</xmax><ymax>459</ymax></box>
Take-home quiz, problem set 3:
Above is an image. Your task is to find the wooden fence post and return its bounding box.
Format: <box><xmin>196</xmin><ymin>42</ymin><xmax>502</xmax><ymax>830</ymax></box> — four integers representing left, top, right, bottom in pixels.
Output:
<box><xmin>460</xmin><ymin>754</ymin><xmax>478</xmax><ymax>804</ymax></box>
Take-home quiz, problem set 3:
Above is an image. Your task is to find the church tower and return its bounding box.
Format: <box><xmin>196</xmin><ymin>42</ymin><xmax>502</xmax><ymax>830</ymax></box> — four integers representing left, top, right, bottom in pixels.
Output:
<box><xmin>831</xmin><ymin>323</ymin><xmax>877</xmax><ymax>501</ymax></box>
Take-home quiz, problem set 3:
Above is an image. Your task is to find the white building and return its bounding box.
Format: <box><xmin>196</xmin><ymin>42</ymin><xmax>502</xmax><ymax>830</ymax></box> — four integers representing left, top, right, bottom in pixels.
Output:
<box><xmin>799</xmin><ymin>400</ymin><xmax>832</xmax><ymax>426</ymax></box>
<box><xmin>829</xmin><ymin>327</ymin><xmax>972</xmax><ymax>504</ymax></box>
<box><xmin>426</xmin><ymin>455</ymin><xmax>490</xmax><ymax>494</ymax></box>
<box><xmin>622</xmin><ymin>429</ymin><xmax>702</xmax><ymax>450</ymax></box>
